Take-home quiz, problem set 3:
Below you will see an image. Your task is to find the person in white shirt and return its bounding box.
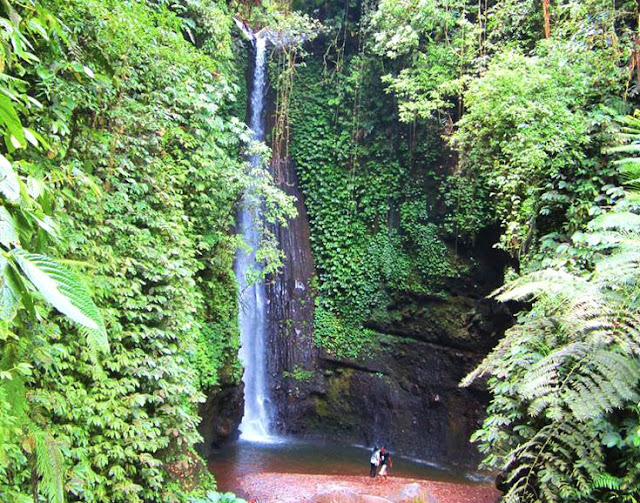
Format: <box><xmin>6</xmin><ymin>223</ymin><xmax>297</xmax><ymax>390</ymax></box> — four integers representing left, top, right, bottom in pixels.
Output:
<box><xmin>369</xmin><ymin>446</ymin><xmax>381</xmax><ymax>477</ymax></box>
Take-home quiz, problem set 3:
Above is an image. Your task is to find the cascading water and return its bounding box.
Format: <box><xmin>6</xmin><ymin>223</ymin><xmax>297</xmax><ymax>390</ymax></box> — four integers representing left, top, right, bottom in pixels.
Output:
<box><xmin>235</xmin><ymin>36</ymin><xmax>276</xmax><ymax>443</ymax></box>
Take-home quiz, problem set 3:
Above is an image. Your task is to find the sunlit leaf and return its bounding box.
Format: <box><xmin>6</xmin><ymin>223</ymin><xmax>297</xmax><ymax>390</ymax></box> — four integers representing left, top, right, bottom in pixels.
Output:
<box><xmin>0</xmin><ymin>206</ymin><xmax>19</xmax><ymax>248</ymax></box>
<box><xmin>0</xmin><ymin>255</ymin><xmax>19</xmax><ymax>319</ymax></box>
<box><xmin>0</xmin><ymin>154</ymin><xmax>20</xmax><ymax>203</ymax></box>
<box><xmin>0</xmin><ymin>93</ymin><xmax>25</xmax><ymax>148</ymax></box>
<box><xmin>10</xmin><ymin>249</ymin><xmax>107</xmax><ymax>351</ymax></box>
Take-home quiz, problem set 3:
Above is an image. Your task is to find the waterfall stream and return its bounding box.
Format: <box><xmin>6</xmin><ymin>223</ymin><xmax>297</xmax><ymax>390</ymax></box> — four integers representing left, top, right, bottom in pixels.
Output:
<box><xmin>235</xmin><ymin>36</ymin><xmax>276</xmax><ymax>443</ymax></box>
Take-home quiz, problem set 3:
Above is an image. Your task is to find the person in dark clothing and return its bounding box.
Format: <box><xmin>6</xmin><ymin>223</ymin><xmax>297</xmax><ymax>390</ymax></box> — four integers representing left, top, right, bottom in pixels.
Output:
<box><xmin>379</xmin><ymin>447</ymin><xmax>392</xmax><ymax>478</ymax></box>
<box><xmin>369</xmin><ymin>446</ymin><xmax>381</xmax><ymax>477</ymax></box>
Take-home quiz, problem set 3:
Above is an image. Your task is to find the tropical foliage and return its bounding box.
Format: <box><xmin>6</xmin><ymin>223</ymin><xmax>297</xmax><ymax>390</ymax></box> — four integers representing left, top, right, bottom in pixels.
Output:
<box><xmin>0</xmin><ymin>0</ymin><xmax>292</xmax><ymax>501</ymax></box>
<box><xmin>286</xmin><ymin>1</ymin><xmax>640</xmax><ymax>501</ymax></box>
<box><xmin>461</xmin><ymin>116</ymin><xmax>640</xmax><ymax>502</ymax></box>
<box><xmin>2</xmin><ymin>0</ymin><xmax>640</xmax><ymax>502</ymax></box>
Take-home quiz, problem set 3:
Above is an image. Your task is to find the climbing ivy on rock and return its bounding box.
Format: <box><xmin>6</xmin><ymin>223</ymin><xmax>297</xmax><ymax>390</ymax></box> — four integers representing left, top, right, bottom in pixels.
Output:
<box><xmin>289</xmin><ymin>46</ymin><xmax>460</xmax><ymax>357</ymax></box>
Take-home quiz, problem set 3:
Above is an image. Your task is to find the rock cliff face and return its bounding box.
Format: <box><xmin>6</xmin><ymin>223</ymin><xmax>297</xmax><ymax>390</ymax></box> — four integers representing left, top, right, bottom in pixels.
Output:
<box><xmin>265</xmin><ymin>158</ymin><xmax>318</xmax><ymax>431</ymax></box>
<box><xmin>261</xmin><ymin>157</ymin><xmax>513</xmax><ymax>467</ymax></box>
<box><xmin>198</xmin><ymin>382</ymin><xmax>244</xmax><ymax>456</ymax></box>
<box><xmin>277</xmin><ymin>295</ymin><xmax>512</xmax><ymax>466</ymax></box>
<box><xmin>198</xmin><ymin>153</ymin><xmax>513</xmax><ymax>466</ymax></box>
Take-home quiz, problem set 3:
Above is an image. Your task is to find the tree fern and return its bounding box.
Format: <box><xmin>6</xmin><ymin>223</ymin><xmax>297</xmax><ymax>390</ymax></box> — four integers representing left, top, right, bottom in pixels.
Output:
<box><xmin>464</xmin><ymin>256</ymin><xmax>640</xmax><ymax>502</ymax></box>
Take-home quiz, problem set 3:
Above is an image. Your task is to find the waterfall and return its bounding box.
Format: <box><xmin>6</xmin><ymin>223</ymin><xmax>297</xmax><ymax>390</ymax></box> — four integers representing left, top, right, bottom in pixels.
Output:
<box><xmin>235</xmin><ymin>36</ymin><xmax>276</xmax><ymax>443</ymax></box>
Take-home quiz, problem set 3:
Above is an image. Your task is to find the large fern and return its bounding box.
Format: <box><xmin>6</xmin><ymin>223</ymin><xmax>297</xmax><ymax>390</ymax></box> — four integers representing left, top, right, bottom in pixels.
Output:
<box><xmin>462</xmin><ymin>202</ymin><xmax>640</xmax><ymax>503</ymax></box>
<box><xmin>463</xmin><ymin>120</ymin><xmax>640</xmax><ymax>502</ymax></box>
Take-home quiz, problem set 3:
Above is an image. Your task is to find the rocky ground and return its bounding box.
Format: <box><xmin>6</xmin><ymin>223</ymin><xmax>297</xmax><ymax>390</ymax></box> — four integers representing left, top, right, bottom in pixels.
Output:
<box><xmin>239</xmin><ymin>473</ymin><xmax>500</xmax><ymax>503</ymax></box>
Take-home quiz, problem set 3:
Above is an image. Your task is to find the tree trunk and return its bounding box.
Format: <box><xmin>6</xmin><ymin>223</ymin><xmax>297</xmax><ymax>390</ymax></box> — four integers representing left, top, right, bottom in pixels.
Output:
<box><xmin>543</xmin><ymin>0</ymin><xmax>551</xmax><ymax>39</ymax></box>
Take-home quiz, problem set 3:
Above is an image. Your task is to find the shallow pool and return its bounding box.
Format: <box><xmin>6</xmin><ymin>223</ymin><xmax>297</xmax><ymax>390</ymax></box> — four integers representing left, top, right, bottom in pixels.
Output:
<box><xmin>208</xmin><ymin>437</ymin><xmax>490</xmax><ymax>496</ymax></box>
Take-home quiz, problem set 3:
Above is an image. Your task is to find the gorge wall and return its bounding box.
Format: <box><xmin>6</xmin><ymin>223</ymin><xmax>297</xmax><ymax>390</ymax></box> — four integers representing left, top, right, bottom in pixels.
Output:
<box><xmin>269</xmin><ymin>246</ymin><xmax>513</xmax><ymax>466</ymax></box>
<box><xmin>265</xmin><ymin>157</ymin><xmax>318</xmax><ymax>432</ymax></box>
<box><xmin>200</xmin><ymin>29</ymin><xmax>515</xmax><ymax>470</ymax></box>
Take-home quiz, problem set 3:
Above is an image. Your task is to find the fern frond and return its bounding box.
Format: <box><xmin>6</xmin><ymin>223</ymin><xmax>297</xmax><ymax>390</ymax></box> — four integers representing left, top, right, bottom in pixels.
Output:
<box><xmin>519</xmin><ymin>341</ymin><xmax>639</xmax><ymax>421</ymax></box>
<box><xmin>612</xmin><ymin>114</ymin><xmax>640</xmax><ymax>130</ymax></box>
<box><xmin>595</xmin><ymin>250</ymin><xmax>640</xmax><ymax>279</ymax></box>
<box><xmin>10</xmin><ymin>249</ymin><xmax>108</xmax><ymax>354</ymax></box>
<box><xmin>591</xmin><ymin>472</ymin><xmax>623</xmax><ymax>491</ymax></box>
<box><xmin>492</xmin><ymin>269</ymin><xmax>584</xmax><ymax>303</ymax></box>
<box><xmin>461</xmin><ymin>321</ymin><xmax>544</xmax><ymax>386</ymax></box>
<box><xmin>564</xmin><ymin>349</ymin><xmax>640</xmax><ymax>421</ymax></box>
<box><xmin>33</xmin><ymin>430</ymin><xmax>65</xmax><ymax>503</ymax></box>
<box><xmin>588</xmin><ymin>212</ymin><xmax>640</xmax><ymax>233</ymax></box>
<box><xmin>562</xmin><ymin>296</ymin><xmax>608</xmax><ymax>332</ymax></box>
<box><xmin>503</xmin><ymin>420</ymin><xmax>602</xmax><ymax>503</ymax></box>
<box><xmin>519</xmin><ymin>343</ymin><xmax>588</xmax><ymax>417</ymax></box>
<box><xmin>609</xmin><ymin>313</ymin><xmax>640</xmax><ymax>353</ymax></box>
<box><xmin>78</xmin><ymin>326</ymin><xmax>107</xmax><ymax>364</ymax></box>
<box><xmin>606</xmin><ymin>144</ymin><xmax>640</xmax><ymax>154</ymax></box>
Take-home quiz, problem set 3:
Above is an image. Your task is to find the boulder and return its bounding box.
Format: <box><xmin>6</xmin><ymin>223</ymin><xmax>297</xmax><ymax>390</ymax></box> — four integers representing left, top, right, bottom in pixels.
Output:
<box><xmin>389</xmin><ymin>483</ymin><xmax>438</xmax><ymax>503</ymax></box>
<box><xmin>312</xmin><ymin>487</ymin><xmax>392</xmax><ymax>503</ymax></box>
<box><xmin>312</xmin><ymin>488</ymin><xmax>361</xmax><ymax>503</ymax></box>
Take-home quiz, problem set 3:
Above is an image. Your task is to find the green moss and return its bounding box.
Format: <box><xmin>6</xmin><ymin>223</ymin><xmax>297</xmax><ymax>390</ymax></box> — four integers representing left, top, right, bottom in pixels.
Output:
<box><xmin>312</xmin><ymin>369</ymin><xmax>357</xmax><ymax>430</ymax></box>
<box><xmin>283</xmin><ymin>364</ymin><xmax>315</xmax><ymax>382</ymax></box>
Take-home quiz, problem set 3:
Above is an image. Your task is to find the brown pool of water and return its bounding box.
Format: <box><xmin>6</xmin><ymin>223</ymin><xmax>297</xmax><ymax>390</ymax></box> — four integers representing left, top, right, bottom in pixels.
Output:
<box><xmin>207</xmin><ymin>438</ymin><xmax>489</xmax><ymax>496</ymax></box>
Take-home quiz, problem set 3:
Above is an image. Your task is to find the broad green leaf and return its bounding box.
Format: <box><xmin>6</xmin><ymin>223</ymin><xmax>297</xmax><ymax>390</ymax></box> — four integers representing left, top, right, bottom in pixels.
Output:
<box><xmin>26</xmin><ymin>176</ymin><xmax>44</xmax><ymax>199</ymax></box>
<box><xmin>8</xmin><ymin>133</ymin><xmax>23</xmax><ymax>150</ymax></box>
<box><xmin>32</xmin><ymin>213</ymin><xmax>59</xmax><ymax>240</ymax></box>
<box><xmin>23</xmin><ymin>128</ymin><xmax>38</xmax><ymax>147</ymax></box>
<box><xmin>0</xmin><ymin>255</ymin><xmax>19</xmax><ymax>320</ymax></box>
<box><xmin>0</xmin><ymin>154</ymin><xmax>20</xmax><ymax>202</ymax></box>
<box><xmin>0</xmin><ymin>93</ymin><xmax>25</xmax><ymax>148</ymax></box>
<box><xmin>10</xmin><ymin>249</ymin><xmax>107</xmax><ymax>344</ymax></box>
<box><xmin>15</xmin><ymin>363</ymin><xmax>32</xmax><ymax>376</ymax></box>
<box><xmin>0</xmin><ymin>206</ymin><xmax>19</xmax><ymax>247</ymax></box>
<box><xmin>602</xmin><ymin>431</ymin><xmax>622</xmax><ymax>448</ymax></box>
<box><xmin>27</xmin><ymin>18</ymin><xmax>49</xmax><ymax>41</ymax></box>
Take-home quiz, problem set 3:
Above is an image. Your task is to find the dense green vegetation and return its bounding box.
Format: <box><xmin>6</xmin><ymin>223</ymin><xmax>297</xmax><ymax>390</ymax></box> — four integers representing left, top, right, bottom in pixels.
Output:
<box><xmin>288</xmin><ymin>1</ymin><xmax>632</xmax><ymax>361</ymax></box>
<box><xmin>286</xmin><ymin>0</ymin><xmax>640</xmax><ymax>501</ymax></box>
<box><xmin>2</xmin><ymin>0</ymin><xmax>640</xmax><ymax>502</ymax></box>
<box><xmin>0</xmin><ymin>0</ymin><xmax>286</xmax><ymax>501</ymax></box>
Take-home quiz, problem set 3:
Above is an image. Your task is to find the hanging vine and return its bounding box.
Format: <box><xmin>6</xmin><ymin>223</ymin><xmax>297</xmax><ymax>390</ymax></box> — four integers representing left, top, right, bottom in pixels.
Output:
<box><xmin>270</xmin><ymin>8</ymin><xmax>322</xmax><ymax>179</ymax></box>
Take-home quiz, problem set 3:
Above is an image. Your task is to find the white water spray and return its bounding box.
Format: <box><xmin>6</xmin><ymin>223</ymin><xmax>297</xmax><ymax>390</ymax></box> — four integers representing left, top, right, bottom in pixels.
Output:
<box><xmin>235</xmin><ymin>36</ymin><xmax>277</xmax><ymax>443</ymax></box>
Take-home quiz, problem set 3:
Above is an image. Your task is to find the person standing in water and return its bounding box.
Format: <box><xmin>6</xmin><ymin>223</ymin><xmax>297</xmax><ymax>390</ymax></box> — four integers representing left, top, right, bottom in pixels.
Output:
<box><xmin>379</xmin><ymin>447</ymin><xmax>393</xmax><ymax>478</ymax></box>
<box><xmin>369</xmin><ymin>446</ymin><xmax>381</xmax><ymax>477</ymax></box>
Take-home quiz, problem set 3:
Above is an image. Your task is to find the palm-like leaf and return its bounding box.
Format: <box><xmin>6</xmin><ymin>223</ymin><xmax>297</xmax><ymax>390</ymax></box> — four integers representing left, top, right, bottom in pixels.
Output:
<box><xmin>10</xmin><ymin>249</ymin><xmax>107</xmax><ymax>353</ymax></box>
